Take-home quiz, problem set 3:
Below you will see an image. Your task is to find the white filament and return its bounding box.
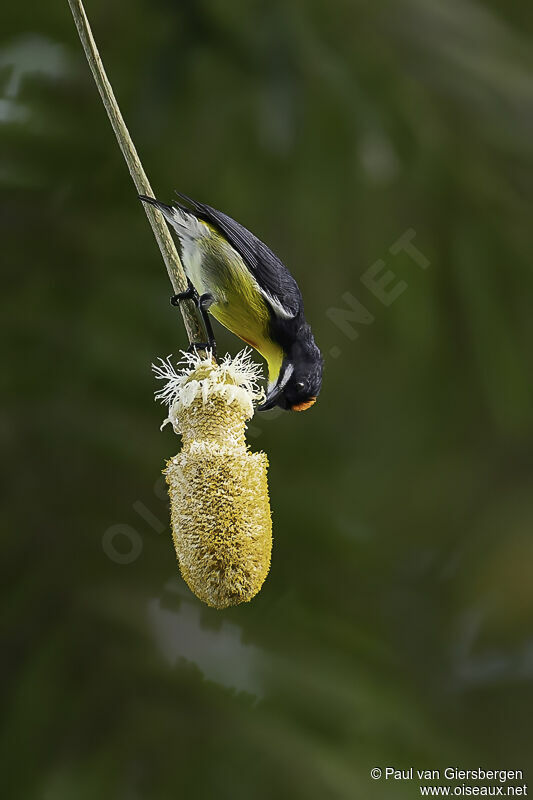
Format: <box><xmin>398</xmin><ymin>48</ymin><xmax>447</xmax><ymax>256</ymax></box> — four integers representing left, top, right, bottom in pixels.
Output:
<box><xmin>152</xmin><ymin>349</ymin><xmax>265</xmax><ymax>432</ymax></box>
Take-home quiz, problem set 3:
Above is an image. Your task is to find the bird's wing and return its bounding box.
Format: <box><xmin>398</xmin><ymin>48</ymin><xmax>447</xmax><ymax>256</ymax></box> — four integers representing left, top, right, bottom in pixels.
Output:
<box><xmin>174</xmin><ymin>192</ymin><xmax>302</xmax><ymax>319</ymax></box>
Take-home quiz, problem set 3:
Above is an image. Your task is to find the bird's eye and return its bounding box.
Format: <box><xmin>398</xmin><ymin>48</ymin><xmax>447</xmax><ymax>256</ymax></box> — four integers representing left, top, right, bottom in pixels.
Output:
<box><xmin>295</xmin><ymin>381</ymin><xmax>305</xmax><ymax>391</ymax></box>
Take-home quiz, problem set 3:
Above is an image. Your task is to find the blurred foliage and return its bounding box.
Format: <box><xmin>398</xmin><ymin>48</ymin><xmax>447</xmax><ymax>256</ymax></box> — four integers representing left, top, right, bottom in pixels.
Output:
<box><xmin>2</xmin><ymin>0</ymin><xmax>533</xmax><ymax>797</ymax></box>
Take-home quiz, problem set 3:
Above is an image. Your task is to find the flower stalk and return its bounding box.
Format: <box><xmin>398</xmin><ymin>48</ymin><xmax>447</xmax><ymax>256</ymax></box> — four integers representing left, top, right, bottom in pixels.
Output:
<box><xmin>67</xmin><ymin>0</ymin><xmax>204</xmax><ymax>345</ymax></box>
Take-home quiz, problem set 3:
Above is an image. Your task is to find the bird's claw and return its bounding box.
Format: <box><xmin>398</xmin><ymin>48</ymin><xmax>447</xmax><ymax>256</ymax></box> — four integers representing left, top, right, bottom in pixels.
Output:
<box><xmin>171</xmin><ymin>281</ymin><xmax>218</xmax><ymax>361</ymax></box>
<box><xmin>171</xmin><ymin>280</ymin><xmax>199</xmax><ymax>306</ymax></box>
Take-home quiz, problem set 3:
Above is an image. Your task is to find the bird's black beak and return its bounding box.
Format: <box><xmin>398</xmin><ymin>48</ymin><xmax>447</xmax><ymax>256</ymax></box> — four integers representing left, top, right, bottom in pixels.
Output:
<box><xmin>257</xmin><ymin>363</ymin><xmax>293</xmax><ymax>412</ymax></box>
<box><xmin>257</xmin><ymin>386</ymin><xmax>284</xmax><ymax>412</ymax></box>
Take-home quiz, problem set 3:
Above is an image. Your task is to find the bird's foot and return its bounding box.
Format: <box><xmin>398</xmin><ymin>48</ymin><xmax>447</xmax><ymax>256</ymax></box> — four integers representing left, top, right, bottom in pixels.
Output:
<box><xmin>172</xmin><ymin>282</ymin><xmax>218</xmax><ymax>361</ymax></box>
<box><xmin>171</xmin><ymin>279</ymin><xmax>199</xmax><ymax>306</ymax></box>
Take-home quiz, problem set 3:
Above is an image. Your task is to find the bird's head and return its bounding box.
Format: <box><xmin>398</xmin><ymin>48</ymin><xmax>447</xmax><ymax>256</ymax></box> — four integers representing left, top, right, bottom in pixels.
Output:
<box><xmin>258</xmin><ymin>337</ymin><xmax>323</xmax><ymax>412</ymax></box>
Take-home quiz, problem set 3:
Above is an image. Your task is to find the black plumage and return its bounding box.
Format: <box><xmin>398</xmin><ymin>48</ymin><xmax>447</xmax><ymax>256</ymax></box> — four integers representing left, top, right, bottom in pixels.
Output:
<box><xmin>173</xmin><ymin>191</ymin><xmax>302</xmax><ymax>319</ymax></box>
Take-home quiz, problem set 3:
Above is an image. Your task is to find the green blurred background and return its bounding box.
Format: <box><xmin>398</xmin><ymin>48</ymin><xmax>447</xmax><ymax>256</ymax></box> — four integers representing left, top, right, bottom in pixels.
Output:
<box><xmin>2</xmin><ymin>0</ymin><xmax>533</xmax><ymax>797</ymax></box>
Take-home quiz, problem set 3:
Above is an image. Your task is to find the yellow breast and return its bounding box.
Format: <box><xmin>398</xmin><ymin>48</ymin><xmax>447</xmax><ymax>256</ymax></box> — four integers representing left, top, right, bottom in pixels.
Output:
<box><xmin>198</xmin><ymin>234</ymin><xmax>284</xmax><ymax>383</ymax></box>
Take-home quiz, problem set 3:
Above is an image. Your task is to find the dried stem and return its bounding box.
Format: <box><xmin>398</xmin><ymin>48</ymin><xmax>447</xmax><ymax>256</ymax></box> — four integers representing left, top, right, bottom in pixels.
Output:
<box><xmin>67</xmin><ymin>0</ymin><xmax>204</xmax><ymax>346</ymax></box>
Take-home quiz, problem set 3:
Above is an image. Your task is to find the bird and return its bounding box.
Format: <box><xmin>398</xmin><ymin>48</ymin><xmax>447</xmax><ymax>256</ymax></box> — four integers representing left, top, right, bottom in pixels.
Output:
<box><xmin>139</xmin><ymin>192</ymin><xmax>323</xmax><ymax>412</ymax></box>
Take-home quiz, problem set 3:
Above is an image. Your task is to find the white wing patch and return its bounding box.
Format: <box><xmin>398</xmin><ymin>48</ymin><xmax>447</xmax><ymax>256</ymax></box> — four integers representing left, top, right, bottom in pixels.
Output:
<box><xmin>167</xmin><ymin>206</ymin><xmax>208</xmax><ymax>241</ymax></box>
<box><xmin>259</xmin><ymin>288</ymin><xmax>297</xmax><ymax>319</ymax></box>
<box><xmin>160</xmin><ymin>206</ymin><xmax>210</xmax><ymax>292</ymax></box>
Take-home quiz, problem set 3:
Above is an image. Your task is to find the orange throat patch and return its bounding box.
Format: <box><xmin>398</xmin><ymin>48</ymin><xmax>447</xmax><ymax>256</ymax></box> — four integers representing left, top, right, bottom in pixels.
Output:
<box><xmin>291</xmin><ymin>397</ymin><xmax>317</xmax><ymax>412</ymax></box>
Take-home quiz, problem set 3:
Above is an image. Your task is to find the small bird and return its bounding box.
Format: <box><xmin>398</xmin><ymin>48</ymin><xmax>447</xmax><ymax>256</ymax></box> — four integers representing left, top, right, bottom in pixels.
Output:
<box><xmin>140</xmin><ymin>193</ymin><xmax>322</xmax><ymax>412</ymax></box>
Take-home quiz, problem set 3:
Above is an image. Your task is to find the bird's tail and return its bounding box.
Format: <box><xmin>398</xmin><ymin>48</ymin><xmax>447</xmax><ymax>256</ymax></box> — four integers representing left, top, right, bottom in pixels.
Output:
<box><xmin>138</xmin><ymin>195</ymin><xmax>172</xmax><ymax>214</ymax></box>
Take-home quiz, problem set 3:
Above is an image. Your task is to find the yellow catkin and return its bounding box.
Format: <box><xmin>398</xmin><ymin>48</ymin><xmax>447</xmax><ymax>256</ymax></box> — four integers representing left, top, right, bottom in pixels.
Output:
<box><xmin>155</xmin><ymin>352</ymin><xmax>272</xmax><ymax>609</ymax></box>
